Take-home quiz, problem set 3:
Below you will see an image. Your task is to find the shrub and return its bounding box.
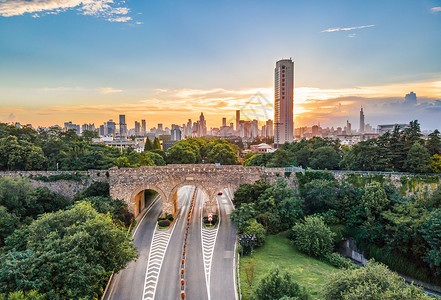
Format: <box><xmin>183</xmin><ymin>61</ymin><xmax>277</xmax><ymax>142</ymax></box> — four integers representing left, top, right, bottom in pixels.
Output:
<box><xmin>289</xmin><ymin>216</ymin><xmax>335</xmax><ymax>258</ymax></box>
<box><xmin>252</xmin><ymin>267</ymin><xmax>310</xmax><ymax>300</ymax></box>
<box><xmin>203</xmin><ymin>214</ymin><xmax>218</xmax><ymax>225</ymax></box>
<box><xmin>165</xmin><ymin>214</ymin><xmax>174</xmax><ymax>221</ymax></box>
<box><xmin>242</xmin><ymin>219</ymin><xmax>266</xmax><ymax>247</ymax></box>
<box><xmin>324</xmin><ymin>262</ymin><xmax>431</xmax><ymax>300</ymax></box>
<box><xmin>323</xmin><ymin>253</ymin><xmax>357</xmax><ymax>270</ymax></box>
<box><xmin>158</xmin><ymin>219</ymin><xmax>171</xmax><ymax>227</ymax></box>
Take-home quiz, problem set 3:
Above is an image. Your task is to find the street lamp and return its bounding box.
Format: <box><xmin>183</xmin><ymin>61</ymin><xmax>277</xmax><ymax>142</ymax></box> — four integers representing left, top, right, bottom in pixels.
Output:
<box><xmin>239</xmin><ymin>234</ymin><xmax>257</xmax><ymax>257</ymax></box>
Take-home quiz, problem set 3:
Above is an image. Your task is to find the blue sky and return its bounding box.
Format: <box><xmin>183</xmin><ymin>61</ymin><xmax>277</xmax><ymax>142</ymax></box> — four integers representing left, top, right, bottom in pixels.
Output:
<box><xmin>0</xmin><ymin>0</ymin><xmax>440</xmax><ymax>129</ymax></box>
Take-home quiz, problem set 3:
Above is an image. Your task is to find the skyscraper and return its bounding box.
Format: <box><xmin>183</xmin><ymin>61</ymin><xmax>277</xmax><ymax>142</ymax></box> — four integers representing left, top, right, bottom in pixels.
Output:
<box><xmin>119</xmin><ymin>114</ymin><xmax>127</xmax><ymax>140</ymax></box>
<box><xmin>236</xmin><ymin>110</ymin><xmax>240</xmax><ymax>132</ymax></box>
<box><xmin>359</xmin><ymin>106</ymin><xmax>365</xmax><ymax>133</ymax></box>
<box><xmin>141</xmin><ymin>120</ymin><xmax>146</xmax><ymax>136</ymax></box>
<box><xmin>135</xmin><ymin>121</ymin><xmax>140</xmax><ymax>136</ymax></box>
<box><xmin>222</xmin><ymin>117</ymin><xmax>227</xmax><ymax>127</ymax></box>
<box><xmin>266</xmin><ymin>119</ymin><xmax>274</xmax><ymax>137</ymax></box>
<box><xmin>274</xmin><ymin>59</ymin><xmax>294</xmax><ymax>146</ymax></box>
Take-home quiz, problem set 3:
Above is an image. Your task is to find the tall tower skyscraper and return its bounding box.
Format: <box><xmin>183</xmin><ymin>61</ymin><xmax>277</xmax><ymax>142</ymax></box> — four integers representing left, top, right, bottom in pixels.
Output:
<box><xmin>119</xmin><ymin>114</ymin><xmax>127</xmax><ymax>140</ymax></box>
<box><xmin>274</xmin><ymin>58</ymin><xmax>294</xmax><ymax>146</ymax></box>
<box><xmin>236</xmin><ymin>110</ymin><xmax>240</xmax><ymax>131</ymax></box>
<box><xmin>141</xmin><ymin>120</ymin><xmax>146</xmax><ymax>136</ymax></box>
<box><xmin>359</xmin><ymin>106</ymin><xmax>365</xmax><ymax>133</ymax></box>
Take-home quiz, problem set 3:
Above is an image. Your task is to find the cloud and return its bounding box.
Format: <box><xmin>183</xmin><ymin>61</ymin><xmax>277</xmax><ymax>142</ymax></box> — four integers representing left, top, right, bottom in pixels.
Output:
<box><xmin>0</xmin><ymin>0</ymin><xmax>134</xmax><ymax>22</ymax></box>
<box><xmin>431</xmin><ymin>7</ymin><xmax>441</xmax><ymax>13</ymax></box>
<box><xmin>347</xmin><ymin>33</ymin><xmax>356</xmax><ymax>38</ymax></box>
<box><xmin>321</xmin><ymin>24</ymin><xmax>375</xmax><ymax>33</ymax></box>
<box><xmin>99</xmin><ymin>87</ymin><xmax>123</xmax><ymax>94</ymax></box>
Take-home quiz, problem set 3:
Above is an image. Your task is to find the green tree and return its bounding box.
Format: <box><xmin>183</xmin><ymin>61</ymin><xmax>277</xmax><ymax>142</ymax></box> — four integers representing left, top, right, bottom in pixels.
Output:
<box><xmin>242</xmin><ymin>219</ymin><xmax>266</xmax><ymax>247</ymax></box>
<box><xmin>138</xmin><ymin>151</ymin><xmax>155</xmax><ymax>166</ymax></box>
<box><xmin>206</xmin><ymin>143</ymin><xmax>238</xmax><ymax>165</ymax></box>
<box><xmin>324</xmin><ymin>262</ymin><xmax>430</xmax><ymax>300</ymax></box>
<box><xmin>289</xmin><ymin>216</ymin><xmax>335</xmax><ymax>258</ymax></box>
<box><xmin>0</xmin><ymin>206</ymin><xmax>19</xmax><ymax>246</ymax></box>
<box><xmin>426</xmin><ymin>129</ymin><xmax>441</xmax><ymax>156</ymax></box>
<box><xmin>166</xmin><ymin>143</ymin><xmax>198</xmax><ymax>164</ymax></box>
<box><xmin>0</xmin><ymin>290</ymin><xmax>45</xmax><ymax>300</ymax></box>
<box><xmin>253</xmin><ymin>267</ymin><xmax>309</xmax><ymax>300</ymax></box>
<box><xmin>230</xmin><ymin>203</ymin><xmax>255</xmax><ymax>232</ymax></box>
<box><xmin>144</xmin><ymin>151</ymin><xmax>166</xmax><ymax>166</ymax></box>
<box><xmin>420</xmin><ymin>209</ymin><xmax>441</xmax><ymax>275</ymax></box>
<box><xmin>406</xmin><ymin>142</ymin><xmax>430</xmax><ymax>173</ymax></box>
<box><xmin>153</xmin><ymin>137</ymin><xmax>161</xmax><ymax>150</ymax></box>
<box><xmin>144</xmin><ymin>138</ymin><xmax>154</xmax><ymax>151</ymax></box>
<box><xmin>309</xmin><ymin>146</ymin><xmax>340</xmax><ymax>170</ymax></box>
<box><xmin>430</xmin><ymin>154</ymin><xmax>441</xmax><ymax>173</ymax></box>
<box><xmin>301</xmin><ymin>179</ymin><xmax>337</xmax><ymax>214</ymax></box>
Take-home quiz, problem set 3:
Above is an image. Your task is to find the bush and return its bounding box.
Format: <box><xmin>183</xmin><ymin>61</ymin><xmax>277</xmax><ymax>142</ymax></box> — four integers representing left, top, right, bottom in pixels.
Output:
<box><xmin>242</xmin><ymin>219</ymin><xmax>266</xmax><ymax>248</ymax></box>
<box><xmin>252</xmin><ymin>267</ymin><xmax>310</xmax><ymax>300</ymax></box>
<box><xmin>323</xmin><ymin>253</ymin><xmax>357</xmax><ymax>270</ymax></box>
<box><xmin>158</xmin><ymin>219</ymin><xmax>171</xmax><ymax>227</ymax></box>
<box><xmin>165</xmin><ymin>214</ymin><xmax>174</xmax><ymax>221</ymax></box>
<box><xmin>324</xmin><ymin>262</ymin><xmax>431</xmax><ymax>300</ymax></box>
<box><xmin>289</xmin><ymin>216</ymin><xmax>335</xmax><ymax>258</ymax></box>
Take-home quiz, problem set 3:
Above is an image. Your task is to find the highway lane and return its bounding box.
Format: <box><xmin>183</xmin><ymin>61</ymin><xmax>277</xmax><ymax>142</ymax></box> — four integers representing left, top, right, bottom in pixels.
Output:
<box><xmin>210</xmin><ymin>190</ymin><xmax>237</xmax><ymax>300</ymax></box>
<box><xmin>108</xmin><ymin>196</ymin><xmax>162</xmax><ymax>300</ymax></box>
<box><xmin>185</xmin><ymin>189</ymin><xmax>209</xmax><ymax>300</ymax></box>
<box><xmin>154</xmin><ymin>186</ymin><xmax>194</xmax><ymax>300</ymax></box>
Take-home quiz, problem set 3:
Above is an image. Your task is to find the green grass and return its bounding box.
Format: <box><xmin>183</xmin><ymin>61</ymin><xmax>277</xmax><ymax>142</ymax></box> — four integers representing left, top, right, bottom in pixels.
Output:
<box><xmin>239</xmin><ymin>233</ymin><xmax>337</xmax><ymax>300</ymax></box>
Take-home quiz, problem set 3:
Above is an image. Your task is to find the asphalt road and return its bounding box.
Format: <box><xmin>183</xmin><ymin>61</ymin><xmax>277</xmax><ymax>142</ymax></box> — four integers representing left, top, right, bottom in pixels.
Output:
<box><xmin>107</xmin><ymin>186</ymin><xmax>194</xmax><ymax>300</ymax></box>
<box><xmin>210</xmin><ymin>191</ymin><xmax>237</xmax><ymax>300</ymax></box>
<box><xmin>154</xmin><ymin>186</ymin><xmax>194</xmax><ymax>300</ymax></box>
<box><xmin>185</xmin><ymin>189</ymin><xmax>209</xmax><ymax>299</ymax></box>
<box><xmin>107</xmin><ymin>196</ymin><xmax>162</xmax><ymax>300</ymax></box>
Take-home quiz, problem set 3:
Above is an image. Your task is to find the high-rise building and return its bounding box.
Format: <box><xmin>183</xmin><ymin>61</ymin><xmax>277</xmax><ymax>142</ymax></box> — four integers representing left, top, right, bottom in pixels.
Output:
<box><xmin>199</xmin><ymin>113</ymin><xmax>207</xmax><ymax>137</ymax></box>
<box><xmin>274</xmin><ymin>58</ymin><xmax>294</xmax><ymax>146</ymax></box>
<box><xmin>346</xmin><ymin>120</ymin><xmax>352</xmax><ymax>135</ymax></box>
<box><xmin>141</xmin><ymin>120</ymin><xmax>146</xmax><ymax>136</ymax></box>
<box><xmin>186</xmin><ymin>119</ymin><xmax>192</xmax><ymax>137</ymax></box>
<box><xmin>119</xmin><ymin>115</ymin><xmax>127</xmax><ymax>139</ymax></box>
<box><xmin>359</xmin><ymin>106</ymin><xmax>365</xmax><ymax>133</ymax></box>
<box><xmin>171</xmin><ymin>124</ymin><xmax>182</xmax><ymax>141</ymax></box>
<box><xmin>251</xmin><ymin>119</ymin><xmax>258</xmax><ymax>138</ymax></box>
<box><xmin>266</xmin><ymin>119</ymin><xmax>274</xmax><ymax>137</ymax></box>
<box><xmin>135</xmin><ymin>121</ymin><xmax>140</xmax><ymax>136</ymax></box>
<box><xmin>236</xmin><ymin>110</ymin><xmax>240</xmax><ymax>132</ymax></box>
<box><xmin>222</xmin><ymin>117</ymin><xmax>227</xmax><ymax>127</ymax></box>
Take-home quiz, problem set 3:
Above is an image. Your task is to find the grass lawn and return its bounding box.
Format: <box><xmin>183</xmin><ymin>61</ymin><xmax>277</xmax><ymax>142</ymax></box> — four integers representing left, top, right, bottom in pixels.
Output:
<box><xmin>239</xmin><ymin>233</ymin><xmax>337</xmax><ymax>299</ymax></box>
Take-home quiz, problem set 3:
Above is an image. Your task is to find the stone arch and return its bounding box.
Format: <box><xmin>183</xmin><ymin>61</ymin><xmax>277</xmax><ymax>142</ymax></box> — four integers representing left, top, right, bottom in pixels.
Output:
<box><xmin>130</xmin><ymin>183</ymin><xmax>167</xmax><ymax>217</ymax></box>
<box><xmin>168</xmin><ymin>181</ymin><xmax>211</xmax><ymax>216</ymax></box>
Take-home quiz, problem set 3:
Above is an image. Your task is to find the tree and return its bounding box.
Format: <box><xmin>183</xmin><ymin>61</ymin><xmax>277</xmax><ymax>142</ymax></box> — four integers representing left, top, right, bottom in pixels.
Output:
<box><xmin>0</xmin><ymin>290</ymin><xmax>45</xmax><ymax>300</ymax></box>
<box><xmin>420</xmin><ymin>209</ymin><xmax>441</xmax><ymax>276</ymax></box>
<box><xmin>144</xmin><ymin>151</ymin><xmax>166</xmax><ymax>166</ymax></box>
<box><xmin>253</xmin><ymin>267</ymin><xmax>309</xmax><ymax>300</ymax></box>
<box><xmin>230</xmin><ymin>203</ymin><xmax>255</xmax><ymax>232</ymax></box>
<box><xmin>153</xmin><ymin>137</ymin><xmax>161</xmax><ymax>150</ymax></box>
<box><xmin>324</xmin><ymin>262</ymin><xmax>430</xmax><ymax>300</ymax></box>
<box><xmin>426</xmin><ymin>129</ymin><xmax>441</xmax><ymax>156</ymax></box>
<box><xmin>0</xmin><ymin>206</ymin><xmax>19</xmax><ymax>247</ymax></box>
<box><xmin>309</xmin><ymin>146</ymin><xmax>340</xmax><ymax>170</ymax></box>
<box><xmin>289</xmin><ymin>216</ymin><xmax>335</xmax><ymax>258</ymax></box>
<box><xmin>232</xmin><ymin>180</ymin><xmax>271</xmax><ymax>208</ymax></box>
<box><xmin>0</xmin><ymin>202</ymin><xmax>137</xmax><ymax>299</ymax></box>
<box><xmin>301</xmin><ymin>179</ymin><xmax>337</xmax><ymax>214</ymax></box>
<box><xmin>166</xmin><ymin>143</ymin><xmax>198</xmax><ymax>164</ymax></box>
<box><xmin>138</xmin><ymin>151</ymin><xmax>155</xmax><ymax>166</ymax></box>
<box><xmin>361</xmin><ymin>182</ymin><xmax>389</xmax><ymax>218</ymax></box>
<box><xmin>242</xmin><ymin>219</ymin><xmax>266</xmax><ymax>247</ymax></box>
<box><xmin>206</xmin><ymin>143</ymin><xmax>238</xmax><ymax>165</ymax></box>
<box><xmin>430</xmin><ymin>154</ymin><xmax>441</xmax><ymax>173</ymax></box>
<box><xmin>144</xmin><ymin>138</ymin><xmax>154</xmax><ymax>151</ymax></box>
<box><xmin>406</xmin><ymin>142</ymin><xmax>430</xmax><ymax>173</ymax></box>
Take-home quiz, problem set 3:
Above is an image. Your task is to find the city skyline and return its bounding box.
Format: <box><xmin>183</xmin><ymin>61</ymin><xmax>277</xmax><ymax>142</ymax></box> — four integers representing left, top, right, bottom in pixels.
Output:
<box><xmin>1</xmin><ymin>0</ymin><xmax>440</xmax><ymax>129</ymax></box>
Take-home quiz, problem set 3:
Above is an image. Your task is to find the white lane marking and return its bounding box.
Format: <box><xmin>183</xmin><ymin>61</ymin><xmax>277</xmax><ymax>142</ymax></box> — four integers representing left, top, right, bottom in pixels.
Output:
<box><xmin>201</xmin><ymin>197</ymin><xmax>220</xmax><ymax>300</ymax></box>
<box><xmin>142</xmin><ymin>229</ymin><xmax>173</xmax><ymax>300</ymax></box>
<box><xmin>143</xmin><ymin>186</ymin><xmax>194</xmax><ymax>300</ymax></box>
<box><xmin>107</xmin><ymin>195</ymin><xmax>160</xmax><ymax>300</ymax></box>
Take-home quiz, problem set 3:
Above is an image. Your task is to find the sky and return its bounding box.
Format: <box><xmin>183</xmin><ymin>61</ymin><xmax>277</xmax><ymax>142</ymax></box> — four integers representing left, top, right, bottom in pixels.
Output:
<box><xmin>0</xmin><ymin>0</ymin><xmax>440</xmax><ymax>130</ymax></box>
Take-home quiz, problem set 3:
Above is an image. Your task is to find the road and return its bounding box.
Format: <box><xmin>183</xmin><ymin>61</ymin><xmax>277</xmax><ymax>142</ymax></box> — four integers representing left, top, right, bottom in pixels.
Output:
<box><xmin>107</xmin><ymin>186</ymin><xmax>194</xmax><ymax>300</ymax></box>
<box><xmin>107</xmin><ymin>186</ymin><xmax>238</xmax><ymax>300</ymax></box>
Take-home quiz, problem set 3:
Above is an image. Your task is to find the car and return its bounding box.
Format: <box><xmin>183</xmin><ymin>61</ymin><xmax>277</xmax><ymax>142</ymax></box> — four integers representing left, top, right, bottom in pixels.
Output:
<box><xmin>217</xmin><ymin>192</ymin><xmax>223</xmax><ymax>196</ymax></box>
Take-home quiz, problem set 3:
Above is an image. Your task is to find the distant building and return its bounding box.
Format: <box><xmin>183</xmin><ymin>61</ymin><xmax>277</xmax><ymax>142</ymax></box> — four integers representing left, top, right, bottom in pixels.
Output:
<box><xmin>377</xmin><ymin>124</ymin><xmax>410</xmax><ymax>135</ymax></box>
<box><xmin>119</xmin><ymin>115</ymin><xmax>127</xmax><ymax>139</ymax></box>
<box><xmin>274</xmin><ymin>58</ymin><xmax>294</xmax><ymax>146</ymax></box>
<box><xmin>266</xmin><ymin>119</ymin><xmax>274</xmax><ymax>137</ymax></box>
<box><xmin>250</xmin><ymin>143</ymin><xmax>276</xmax><ymax>153</ymax></box>
<box><xmin>236</xmin><ymin>110</ymin><xmax>240</xmax><ymax>132</ymax></box>
<box><xmin>141</xmin><ymin>120</ymin><xmax>146</xmax><ymax>136</ymax></box>
<box><xmin>359</xmin><ymin>106</ymin><xmax>365</xmax><ymax>133</ymax></box>
<box><xmin>171</xmin><ymin>124</ymin><xmax>182</xmax><ymax>141</ymax></box>
<box><xmin>134</xmin><ymin>121</ymin><xmax>140</xmax><ymax>136</ymax></box>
